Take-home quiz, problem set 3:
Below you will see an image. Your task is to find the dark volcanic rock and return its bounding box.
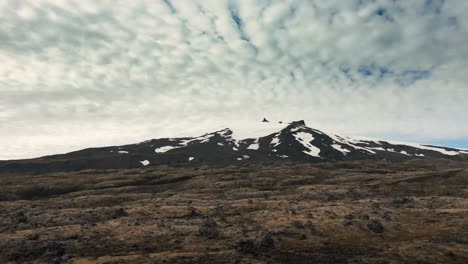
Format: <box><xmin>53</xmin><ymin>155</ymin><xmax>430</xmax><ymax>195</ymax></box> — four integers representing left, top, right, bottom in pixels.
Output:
<box><xmin>291</xmin><ymin>220</ymin><xmax>305</xmax><ymax>229</ymax></box>
<box><xmin>257</xmin><ymin>233</ymin><xmax>275</xmax><ymax>253</ymax></box>
<box><xmin>235</xmin><ymin>233</ymin><xmax>275</xmax><ymax>256</ymax></box>
<box><xmin>392</xmin><ymin>197</ymin><xmax>412</xmax><ymax>208</ymax></box>
<box><xmin>367</xmin><ymin>220</ymin><xmax>385</xmax><ymax>233</ymax></box>
<box><xmin>9</xmin><ymin>241</ymin><xmax>65</xmax><ymax>262</ymax></box>
<box><xmin>15</xmin><ymin>211</ymin><xmax>28</xmax><ymax>223</ymax></box>
<box><xmin>236</xmin><ymin>240</ymin><xmax>256</xmax><ymax>255</ymax></box>
<box><xmin>111</xmin><ymin>208</ymin><xmax>128</xmax><ymax>219</ymax></box>
<box><xmin>198</xmin><ymin>218</ymin><xmax>219</xmax><ymax>239</ymax></box>
<box><xmin>345</xmin><ymin>214</ymin><xmax>355</xmax><ymax>220</ymax></box>
<box><xmin>382</xmin><ymin>211</ymin><xmax>392</xmax><ymax>220</ymax></box>
<box><xmin>27</xmin><ymin>233</ymin><xmax>40</xmax><ymax>240</ymax></box>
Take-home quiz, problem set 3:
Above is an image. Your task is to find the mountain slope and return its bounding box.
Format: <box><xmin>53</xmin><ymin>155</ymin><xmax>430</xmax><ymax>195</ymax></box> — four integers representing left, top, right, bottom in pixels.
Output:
<box><xmin>0</xmin><ymin>121</ymin><xmax>466</xmax><ymax>174</ymax></box>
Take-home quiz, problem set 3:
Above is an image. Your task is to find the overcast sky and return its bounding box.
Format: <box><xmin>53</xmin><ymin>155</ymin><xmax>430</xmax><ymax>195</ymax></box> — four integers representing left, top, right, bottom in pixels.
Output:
<box><xmin>1</xmin><ymin>0</ymin><xmax>467</xmax><ymax>159</ymax></box>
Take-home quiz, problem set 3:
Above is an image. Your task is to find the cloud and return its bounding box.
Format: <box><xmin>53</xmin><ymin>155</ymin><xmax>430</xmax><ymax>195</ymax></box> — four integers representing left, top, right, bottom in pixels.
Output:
<box><xmin>1</xmin><ymin>0</ymin><xmax>467</xmax><ymax>159</ymax></box>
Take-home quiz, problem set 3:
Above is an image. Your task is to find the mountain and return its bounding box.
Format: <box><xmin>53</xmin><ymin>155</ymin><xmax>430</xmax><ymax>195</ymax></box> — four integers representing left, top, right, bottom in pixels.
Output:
<box><xmin>1</xmin><ymin>120</ymin><xmax>466</xmax><ymax>174</ymax></box>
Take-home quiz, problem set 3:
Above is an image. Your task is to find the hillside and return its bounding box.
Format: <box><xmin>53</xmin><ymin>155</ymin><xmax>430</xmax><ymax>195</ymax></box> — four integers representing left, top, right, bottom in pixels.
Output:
<box><xmin>1</xmin><ymin>121</ymin><xmax>466</xmax><ymax>174</ymax></box>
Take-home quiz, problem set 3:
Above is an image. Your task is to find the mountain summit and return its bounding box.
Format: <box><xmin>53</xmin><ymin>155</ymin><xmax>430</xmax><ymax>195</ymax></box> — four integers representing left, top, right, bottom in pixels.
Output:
<box><xmin>1</xmin><ymin>121</ymin><xmax>466</xmax><ymax>173</ymax></box>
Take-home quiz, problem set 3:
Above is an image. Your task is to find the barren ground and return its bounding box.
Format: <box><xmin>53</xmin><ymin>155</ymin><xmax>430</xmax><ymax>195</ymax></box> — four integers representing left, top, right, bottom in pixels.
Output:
<box><xmin>1</xmin><ymin>159</ymin><xmax>467</xmax><ymax>263</ymax></box>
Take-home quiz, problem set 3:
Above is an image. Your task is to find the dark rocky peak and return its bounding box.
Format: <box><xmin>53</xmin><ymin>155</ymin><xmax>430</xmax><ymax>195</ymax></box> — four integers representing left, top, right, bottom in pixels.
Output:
<box><xmin>198</xmin><ymin>128</ymin><xmax>233</xmax><ymax>139</ymax></box>
<box><xmin>262</xmin><ymin>118</ymin><xmax>270</xmax><ymax>123</ymax></box>
<box><xmin>213</xmin><ymin>128</ymin><xmax>233</xmax><ymax>137</ymax></box>
<box><xmin>285</xmin><ymin>120</ymin><xmax>306</xmax><ymax>131</ymax></box>
<box><xmin>290</xmin><ymin>120</ymin><xmax>306</xmax><ymax>126</ymax></box>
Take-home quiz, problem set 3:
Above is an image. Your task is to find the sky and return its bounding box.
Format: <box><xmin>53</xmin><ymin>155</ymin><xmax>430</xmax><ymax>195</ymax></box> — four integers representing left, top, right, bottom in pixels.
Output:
<box><xmin>1</xmin><ymin>0</ymin><xmax>467</xmax><ymax>159</ymax></box>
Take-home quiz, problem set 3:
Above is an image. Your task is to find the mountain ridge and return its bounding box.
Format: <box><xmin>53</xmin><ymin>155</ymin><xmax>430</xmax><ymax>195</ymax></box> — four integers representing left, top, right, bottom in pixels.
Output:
<box><xmin>1</xmin><ymin>120</ymin><xmax>466</xmax><ymax>174</ymax></box>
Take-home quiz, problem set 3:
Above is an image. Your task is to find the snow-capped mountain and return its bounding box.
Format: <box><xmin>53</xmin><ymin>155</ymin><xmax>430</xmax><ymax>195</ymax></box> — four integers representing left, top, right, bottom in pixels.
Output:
<box><xmin>1</xmin><ymin>120</ymin><xmax>466</xmax><ymax>173</ymax></box>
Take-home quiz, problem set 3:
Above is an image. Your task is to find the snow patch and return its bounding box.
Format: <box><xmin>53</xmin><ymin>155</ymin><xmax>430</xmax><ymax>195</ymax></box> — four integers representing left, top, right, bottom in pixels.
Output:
<box><xmin>270</xmin><ymin>135</ymin><xmax>280</xmax><ymax>147</ymax></box>
<box><xmin>369</xmin><ymin>147</ymin><xmax>386</xmax><ymax>151</ymax></box>
<box><xmin>386</xmin><ymin>141</ymin><xmax>461</xmax><ymax>156</ymax></box>
<box><xmin>118</xmin><ymin>151</ymin><xmax>129</xmax><ymax>154</ymax></box>
<box><xmin>354</xmin><ymin>145</ymin><xmax>376</xmax><ymax>154</ymax></box>
<box><xmin>331</xmin><ymin>144</ymin><xmax>350</xmax><ymax>154</ymax></box>
<box><xmin>154</xmin><ymin>136</ymin><xmax>203</xmax><ymax>153</ymax></box>
<box><xmin>188</xmin><ymin>157</ymin><xmax>194</xmax><ymax>161</ymax></box>
<box><xmin>155</xmin><ymin>146</ymin><xmax>179</xmax><ymax>153</ymax></box>
<box><xmin>290</xmin><ymin>126</ymin><xmax>302</xmax><ymax>132</ymax></box>
<box><xmin>312</xmin><ymin>129</ymin><xmax>323</xmax><ymax>134</ymax></box>
<box><xmin>198</xmin><ymin>135</ymin><xmax>214</xmax><ymax>143</ymax></box>
<box><xmin>247</xmin><ymin>140</ymin><xmax>260</xmax><ymax>150</ymax></box>
<box><xmin>139</xmin><ymin>160</ymin><xmax>150</xmax><ymax>166</ymax></box>
<box><xmin>328</xmin><ymin>131</ymin><xmax>462</xmax><ymax>157</ymax></box>
<box><xmin>328</xmin><ymin>134</ymin><xmax>376</xmax><ymax>154</ymax></box>
<box><xmin>293</xmin><ymin>132</ymin><xmax>321</xmax><ymax>157</ymax></box>
<box><xmin>237</xmin><ymin>155</ymin><xmax>250</xmax><ymax>160</ymax></box>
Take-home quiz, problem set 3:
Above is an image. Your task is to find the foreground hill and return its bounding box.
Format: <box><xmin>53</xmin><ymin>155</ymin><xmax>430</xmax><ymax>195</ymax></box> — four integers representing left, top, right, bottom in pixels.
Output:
<box><xmin>1</xmin><ymin>159</ymin><xmax>467</xmax><ymax>263</ymax></box>
<box><xmin>1</xmin><ymin>121</ymin><xmax>466</xmax><ymax>174</ymax></box>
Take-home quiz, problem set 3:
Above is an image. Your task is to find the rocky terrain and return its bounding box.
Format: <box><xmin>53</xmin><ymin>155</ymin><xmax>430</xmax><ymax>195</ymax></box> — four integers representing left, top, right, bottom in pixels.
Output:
<box><xmin>1</xmin><ymin>158</ymin><xmax>467</xmax><ymax>263</ymax></box>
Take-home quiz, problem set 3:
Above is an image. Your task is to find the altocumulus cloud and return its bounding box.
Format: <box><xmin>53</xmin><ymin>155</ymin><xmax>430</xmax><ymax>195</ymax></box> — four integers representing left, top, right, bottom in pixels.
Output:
<box><xmin>0</xmin><ymin>0</ymin><xmax>467</xmax><ymax>159</ymax></box>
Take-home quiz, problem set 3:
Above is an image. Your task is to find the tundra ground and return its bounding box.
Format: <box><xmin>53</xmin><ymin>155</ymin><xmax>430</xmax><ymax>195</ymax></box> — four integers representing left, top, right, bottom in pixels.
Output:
<box><xmin>1</xmin><ymin>159</ymin><xmax>467</xmax><ymax>263</ymax></box>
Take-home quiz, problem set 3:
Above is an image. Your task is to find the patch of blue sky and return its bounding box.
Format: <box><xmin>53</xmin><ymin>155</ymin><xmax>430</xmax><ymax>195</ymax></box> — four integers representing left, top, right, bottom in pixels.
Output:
<box><xmin>396</xmin><ymin>70</ymin><xmax>431</xmax><ymax>87</ymax></box>
<box><xmin>429</xmin><ymin>139</ymin><xmax>468</xmax><ymax>150</ymax></box>
<box><xmin>353</xmin><ymin>64</ymin><xmax>431</xmax><ymax>87</ymax></box>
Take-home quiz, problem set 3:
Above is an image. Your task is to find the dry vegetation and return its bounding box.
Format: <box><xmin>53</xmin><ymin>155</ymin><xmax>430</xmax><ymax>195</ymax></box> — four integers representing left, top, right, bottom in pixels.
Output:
<box><xmin>1</xmin><ymin>159</ymin><xmax>467</xmax><ymax>263</ymax></box>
